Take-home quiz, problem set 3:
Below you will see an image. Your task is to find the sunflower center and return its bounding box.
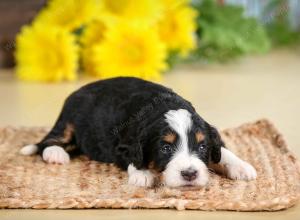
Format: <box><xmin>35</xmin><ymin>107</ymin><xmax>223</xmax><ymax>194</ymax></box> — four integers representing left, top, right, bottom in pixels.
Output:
<box><xmin>120</xmin><ymin>39</ymin><xmax>145</xmax><ymax>64</ymax></box>
<box><xmin>41</xmin><ymin>45</ymin><xmax>63</xmax><ymax>70</ymax></box>
<box><xmin>170</xmin><ymin>18</ymin><xmax>178</xmax><ymax>33</ymax></box>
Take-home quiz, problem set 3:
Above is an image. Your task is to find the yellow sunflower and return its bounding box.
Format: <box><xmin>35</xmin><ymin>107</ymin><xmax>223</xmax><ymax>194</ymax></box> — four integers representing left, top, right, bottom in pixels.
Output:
<box><xmin>80</xmin><ymin>19</ymin><xmax>107</xmax><ymax>47</ymax></box>
<box><xmin>100</xmin><ymin>0</ymin><xmax>163</xmax><ymax>25</ymax></box>
<box><xmin>159</xmin><ymin>3</ymin><xmax>198</xmax><ymax>56</ymax></box>
<box><xmin>15</xmin><ymin>23</ymin><xmax>79</xmax><ymax>82</ymax></box>
<box><xmin>80</xmin><ymin>19</ymin><xmax>107</xmax><ymax>76</ymax></box>
<box><xmin>92</xmin><ymin>22</ymin><xmax>167</xmax><ymax>80</ymax></box>
<box><xmin>161</xmin><ymin>0</ymin><xmax>190</xmax><ymax>10</ymax></box>
<box><xmin>35</xmin><ymin>0</ymin><xmax>101</xmax><ymax>31</ymax></box>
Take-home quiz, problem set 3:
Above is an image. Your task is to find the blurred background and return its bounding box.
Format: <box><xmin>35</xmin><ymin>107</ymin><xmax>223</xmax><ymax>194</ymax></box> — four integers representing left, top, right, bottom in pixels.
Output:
<box><xmin>0</xmin><ymin>0</ymin><xmax>300</xmax><ymax>218</ymax></box>
<box><xmin>1</xmin><ymin>0</ymin><xmax>300</xmax><ymax>71</ymax></box>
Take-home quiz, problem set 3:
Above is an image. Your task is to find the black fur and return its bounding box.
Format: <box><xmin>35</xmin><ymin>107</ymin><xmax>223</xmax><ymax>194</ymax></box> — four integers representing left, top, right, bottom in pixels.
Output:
<box><xmin>37</xmin><ymin>77</ymin><xmax>224</xmax><ymax>171</ymax></box>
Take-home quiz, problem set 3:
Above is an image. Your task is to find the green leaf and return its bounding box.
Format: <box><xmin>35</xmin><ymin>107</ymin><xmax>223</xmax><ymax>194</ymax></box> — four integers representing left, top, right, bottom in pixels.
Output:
<box><xmin>190</xmin><ymin>0</ymin><xmax>271</xmax><ymax>62</ymax></box>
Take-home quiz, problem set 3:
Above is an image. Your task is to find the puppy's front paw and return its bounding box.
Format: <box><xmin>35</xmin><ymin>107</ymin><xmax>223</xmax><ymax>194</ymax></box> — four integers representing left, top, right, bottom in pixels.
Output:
<box><xmin>127</xmin><ymin>164</ymin><xmax>154</xmax><ymax>187</ymax></box>
<box><xmin>226</xmin><ymin>160</ymin><xmax>257</xmax><ymax>180</ymax></box>
<box><xmin>42</xmin><ymin>146</ymin><xmax>70</xmax><ymax>164</ymax></box>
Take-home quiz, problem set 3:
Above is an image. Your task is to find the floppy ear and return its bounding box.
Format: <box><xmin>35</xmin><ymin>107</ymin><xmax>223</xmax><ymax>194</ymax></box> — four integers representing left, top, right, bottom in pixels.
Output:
<box><xmin>206</xmin><ymin>124</ymin><xmax>224</xmax><ymax>164</ymax></box>
<box><xmin>115</xmin><ymin>143</ymin><xmax>143</xmax><ymax>170</ymax></box>
<box><xmin>114</xmin><ymin>112</ymin><xmax>161</xmax><ymax>171</ymax></box>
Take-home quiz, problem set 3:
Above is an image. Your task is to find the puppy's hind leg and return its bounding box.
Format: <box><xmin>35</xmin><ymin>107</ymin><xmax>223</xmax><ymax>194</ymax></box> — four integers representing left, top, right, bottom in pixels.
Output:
<box><xmin>40</xmin><ymin>120</ymin><xmax>76</xmax><ymax>164</ymax></box>
<box><xmin>20</xmin><ymin>117</ymin><xmax>75</xmax><ymax>164</ymax></box>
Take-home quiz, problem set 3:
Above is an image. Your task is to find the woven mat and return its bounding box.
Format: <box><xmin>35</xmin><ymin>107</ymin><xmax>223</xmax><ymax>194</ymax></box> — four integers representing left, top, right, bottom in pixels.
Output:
<box><xmin>0</xmin><ymin>119</ymin><xmax>300</xmax><ymax>211</ymax></box>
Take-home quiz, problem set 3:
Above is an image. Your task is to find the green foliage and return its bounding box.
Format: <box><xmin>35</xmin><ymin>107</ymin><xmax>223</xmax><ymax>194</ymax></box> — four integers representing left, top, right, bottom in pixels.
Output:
<box><xmin>191</xmin><ymin>0</ymin><xmax>271</xmax><ymax>62</ymax></box>
<box><xmin>166</xmin><ymin>50</ymin><xmax>181</xmax><ymax>68</ymax></box>
<box><xmin>266</xmin><ymin>21</ymin><xmax>300</xmax><ymax>46</ymax></box>
<box><xmin>263</xmin><ymin>0</ymin><xmax>300</xmax><ymax>47</ymax></box>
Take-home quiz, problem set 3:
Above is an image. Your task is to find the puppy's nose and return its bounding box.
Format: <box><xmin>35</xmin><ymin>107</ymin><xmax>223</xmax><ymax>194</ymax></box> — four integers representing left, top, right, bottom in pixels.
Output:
<box><xmin>181</xmin><ymin>168</ymin><xmax>198</xmax><ymax>181</ymax></box>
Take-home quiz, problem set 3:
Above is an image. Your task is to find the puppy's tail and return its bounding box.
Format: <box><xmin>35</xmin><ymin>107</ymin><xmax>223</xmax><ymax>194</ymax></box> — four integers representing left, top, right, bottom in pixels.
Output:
<box><xmin>19</xmin><ymin>144</ymin><xmax>38</xmax><ymax>155</ymax></box>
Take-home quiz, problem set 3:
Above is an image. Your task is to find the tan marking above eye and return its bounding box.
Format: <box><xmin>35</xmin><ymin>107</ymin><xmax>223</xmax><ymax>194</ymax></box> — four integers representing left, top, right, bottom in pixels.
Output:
<box><xmin>195</xmin><ymin>131</ymin><xmax>205</xmax><ymax>143</ymax></box>
<box><xmin>163</xmin><ymin>132</ymin><xmax>176</xmax><ymax>143</ymax></box>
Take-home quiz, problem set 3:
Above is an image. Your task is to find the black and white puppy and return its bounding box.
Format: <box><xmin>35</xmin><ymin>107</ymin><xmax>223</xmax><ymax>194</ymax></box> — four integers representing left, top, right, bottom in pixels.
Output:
<box><xmin>20</xmin><ymin>77</ymin><xmax>256</xmax><ymax>187</ymax></box>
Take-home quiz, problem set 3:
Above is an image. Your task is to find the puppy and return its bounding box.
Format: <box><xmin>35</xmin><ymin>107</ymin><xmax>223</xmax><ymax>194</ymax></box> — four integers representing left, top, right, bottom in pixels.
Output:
<box><xmin>20</xmin><ymin>77</ymin><xmax>256</xmax><ymax>187</ymax></box>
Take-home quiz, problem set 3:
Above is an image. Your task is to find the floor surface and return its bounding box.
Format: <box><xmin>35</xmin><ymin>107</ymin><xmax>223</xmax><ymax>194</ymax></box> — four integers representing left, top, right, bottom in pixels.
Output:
<box><xmin>0</xmin><ymin>49</ymin><xmax>300</xmax><ymax>219</ymax></box>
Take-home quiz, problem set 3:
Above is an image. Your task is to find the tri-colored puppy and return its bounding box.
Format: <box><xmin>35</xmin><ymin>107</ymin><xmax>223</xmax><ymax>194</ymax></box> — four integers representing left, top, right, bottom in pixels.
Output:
<box><xmin>20</xmin><ymin>77</ymin><xmax>256</xmax><ymax>187</ymax></box>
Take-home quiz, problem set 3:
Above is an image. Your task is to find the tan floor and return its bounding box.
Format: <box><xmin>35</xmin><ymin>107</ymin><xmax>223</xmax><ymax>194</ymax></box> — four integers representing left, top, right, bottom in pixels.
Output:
<box><xmin>0</xmin><ymin>49</ymin><xmax>300</xmax><ymax>219</ymax></box>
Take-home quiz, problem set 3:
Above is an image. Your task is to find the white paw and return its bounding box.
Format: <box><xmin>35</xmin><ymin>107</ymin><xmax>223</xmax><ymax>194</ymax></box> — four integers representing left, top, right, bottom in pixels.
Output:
<box><xmin>42</xmin><ymin>146</ymin><xmax>70</xmax><ymax>164</ymax></box>
<box><xmin>127</xmin><ymin>164</ymin><xmax>154</xmax><ymax>187</ymax></box>
<box><xmin>226</xmin><ymin>160</ymin><xmax>257</xmax><ymax>180</ymax></box>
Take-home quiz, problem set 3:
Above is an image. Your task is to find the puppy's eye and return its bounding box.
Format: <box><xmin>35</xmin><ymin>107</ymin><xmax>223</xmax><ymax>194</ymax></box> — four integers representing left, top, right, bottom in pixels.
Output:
<box><xmin>198</xmin><ymin>144</ymin><xmax>206</xmax><ymax>151</ymax></box>
<box><xmin>161</xmin><ymin>144</ymin><xmax>172</xmax><ymax>154</ymax></box>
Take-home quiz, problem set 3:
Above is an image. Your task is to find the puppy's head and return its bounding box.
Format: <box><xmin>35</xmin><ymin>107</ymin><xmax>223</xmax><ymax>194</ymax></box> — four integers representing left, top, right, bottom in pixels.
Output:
<box><xmin>149</xmin><ymin>109</ymin><xmax>223</xmax><ymax>187</ymax></box>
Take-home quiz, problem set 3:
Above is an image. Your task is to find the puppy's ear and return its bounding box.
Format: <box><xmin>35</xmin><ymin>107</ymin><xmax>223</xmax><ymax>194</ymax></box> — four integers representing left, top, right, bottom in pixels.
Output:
<box><xmin>115</xmin><ymin>144</ymin><xmax>143</xmax><ymax>170</ymax></box>
<box><xmin>115</xmin><ymin>117</ymin><xmax>154</xmax><ymax>170</ymax></box>
<box><xmin>206</xmin><ymin>123</ymin><xmax>224</xmax><ymax>163</ymax></box>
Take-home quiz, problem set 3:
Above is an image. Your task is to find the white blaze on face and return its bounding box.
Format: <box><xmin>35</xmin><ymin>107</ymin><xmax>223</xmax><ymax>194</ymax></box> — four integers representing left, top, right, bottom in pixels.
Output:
<box><xmin>163</xmin><ymin>109</ymin><xmax>208</xmax><ymax>187</ymax></box>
